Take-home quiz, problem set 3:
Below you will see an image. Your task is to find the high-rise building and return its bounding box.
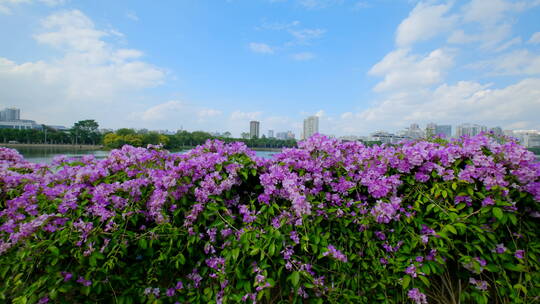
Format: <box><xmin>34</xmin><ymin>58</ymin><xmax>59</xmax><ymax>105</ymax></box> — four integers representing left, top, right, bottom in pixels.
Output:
<box><xmin>490</xmin><ymin>127</ymin><xmax>503</xmax><ymax>136</ymax></box>
<box><xmin>435</xmin><ymin>125</ymin><xmax>452</xmax><ymax>138</ymax></box>
<box><xmin>512</xmin><ymin>130</ymin><xmax>540</xmax><ymax>148</ymax></box>
<box><xmin>0</xmin><ymin>107</ymin><xmax>20</xmax><ymax>121</ymax></box>
<box><xmin>426</xmin><ymin>123</ymin><xmax>437</xmax><ymax>137</ymax></box>
<box><xmin>456</xmin><ymin>123</ymin><xmax>487</xmax><ymax>137</ymax></box>
<box><xmin>268</xmin><ymin>130</ymin><xmax>274</xmax><ymax>138</ymax></box>
<box><xmin>287</xmin><ymin>131</ymin><xmax>295</xmax><ymax>139</ymax></box>
<box><xmin>404</xmin><ymin>123</ymin><xmax>424</xmax><ymax>139</ymax></box>
<box><xmin>303</xmin><ymin>116</ymin><xmax>319</xmax><ymax>140</ymax></box>
<box><xmin>276</xmin><ymin>132</ymin><xmax>287</xmax><ymax>140</ymax></box>
<box><xmin>5</xmin><ymin>108</ymin><xmax>20</xmax><ymax>121</ymax></box>
<box><xmin>250</xmin><ymin>121</ymin><xmax>260</xmax><ymax>139</ymax></box>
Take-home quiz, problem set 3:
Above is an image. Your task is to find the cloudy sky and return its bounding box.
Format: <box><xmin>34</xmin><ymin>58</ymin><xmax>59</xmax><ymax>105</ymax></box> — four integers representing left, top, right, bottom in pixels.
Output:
<box><xmin>1</xmin><ymin>0</ymin><xmax>539</xmax><ymax>136</ymax></box>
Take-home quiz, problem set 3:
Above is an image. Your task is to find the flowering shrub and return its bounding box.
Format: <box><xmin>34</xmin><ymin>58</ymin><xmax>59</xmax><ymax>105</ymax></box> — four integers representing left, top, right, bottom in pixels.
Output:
<box><xmin>0</xmin><ymin>134</ymin><xmax>539</xmax><ymax>303</ymax></box>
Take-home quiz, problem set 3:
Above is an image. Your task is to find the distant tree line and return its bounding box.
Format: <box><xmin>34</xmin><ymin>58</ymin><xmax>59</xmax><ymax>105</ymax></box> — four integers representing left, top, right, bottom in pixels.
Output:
<box><xmin>1</xmin><ymin>118</ymin><xmax>403</xmax><ymax>151</ymax></box>
<box><xmin>0</xmin><ymin>119</ymin><xmax>101</xmax><ymax>145</ymax></box>
<box><xmin>104</xmin><ymin>129</ymin><xmax>297</xmax><ymax>150</ymax></box>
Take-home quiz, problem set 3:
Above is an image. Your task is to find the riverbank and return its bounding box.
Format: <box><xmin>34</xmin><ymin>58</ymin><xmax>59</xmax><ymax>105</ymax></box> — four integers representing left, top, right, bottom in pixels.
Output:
<box><xmin>0</xmin><ymin>143</ymin><xmax>103</xmax><ymax>150</ymax></box>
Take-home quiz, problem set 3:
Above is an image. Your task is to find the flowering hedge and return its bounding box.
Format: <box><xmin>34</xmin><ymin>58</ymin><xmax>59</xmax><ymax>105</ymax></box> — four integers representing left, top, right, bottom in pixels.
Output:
<box><xmin>0</xmin><ymin>134</ymin><xmax>539</xmax><ymax>303</ymax></box>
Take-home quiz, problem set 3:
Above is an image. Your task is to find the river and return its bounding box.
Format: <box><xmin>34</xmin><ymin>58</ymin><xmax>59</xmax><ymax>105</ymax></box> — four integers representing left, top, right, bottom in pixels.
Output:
<box><xmin>11</xmin><ymin>146</ymin><xmax>279</xmax><ymax>164</ymax></box>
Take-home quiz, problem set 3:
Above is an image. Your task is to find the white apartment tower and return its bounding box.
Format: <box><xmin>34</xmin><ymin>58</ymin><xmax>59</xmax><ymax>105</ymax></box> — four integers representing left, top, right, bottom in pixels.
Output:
<box><xmin>303</xmin><ymin>116</ymin><xmax>319</xmax><ymax>140</ymax></box>
<box><xmin>249</xmin><ymin>121</ymin><xmax>260</xmax><ymax>139</ymax></box>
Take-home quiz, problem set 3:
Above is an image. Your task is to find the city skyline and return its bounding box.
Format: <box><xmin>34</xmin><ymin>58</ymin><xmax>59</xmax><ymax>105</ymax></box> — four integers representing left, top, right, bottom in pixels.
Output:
<box><xmin>1</xmin><ymin>1</ymin><xmax>540</xmax><ymax>137</ymax></box>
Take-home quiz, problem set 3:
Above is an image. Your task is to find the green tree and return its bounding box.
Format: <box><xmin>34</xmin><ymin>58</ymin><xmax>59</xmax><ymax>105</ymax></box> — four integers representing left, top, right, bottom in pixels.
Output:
<box><xmin>71</xmin><ymin>120</ymin><xmax>100</xmax><ymax>145</ymax></box>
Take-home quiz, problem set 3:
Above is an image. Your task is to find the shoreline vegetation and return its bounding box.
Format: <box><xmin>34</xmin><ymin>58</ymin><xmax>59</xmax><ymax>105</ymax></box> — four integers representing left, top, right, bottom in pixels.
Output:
<box><xmin>0</xmin><ymin>143</ymin><xmax>104</xmax><ymax>150</ymax></box>
<box><xmin>0</xmin><ymin>143</ymin><xmax>283</xmax><ymax>152</ymax></box>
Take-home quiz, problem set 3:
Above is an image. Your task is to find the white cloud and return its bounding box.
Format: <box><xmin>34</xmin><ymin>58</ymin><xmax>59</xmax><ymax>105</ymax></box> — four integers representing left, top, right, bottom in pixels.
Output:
<box><xmin>368</xmin><ymin>48</ymin><xmax>454</xmax><ymax>92</ymax></box>
<box><xmin>333</xmin><ymin>78</ymin><xmax>540</xmax><ymax>133</ymax></box>
<box><xmin>125</xmin><ymin>11</ymin><xmax>139</xmax><ymax>21</ymax></box>
<box><xmin>493</xmin><ymin>36</ymin><xmax>522</xmax><ymax>52</ymax></box>
<box><xmin>0</xmin><ymin>0</ymin><xmax>64</xmax><ymax>14</ymax></box>
<box><xmin>133</xmin><ymin>101</ymin><xmax>222</xmax><ymax>125</ymax></box>
<box><xmin>288</xmin><ymin>28</ymin><xmax>326</xmax><ymax>45</ymax></box>
<box><xmin>352</xmin><ymin>1</ymin><xmax>369</xmax><ymax>10</ymax></box>
<box><xmin>230</xmin><ymin>111</ymin><xmax>262</xmax><ymax>120</ymax></box>
<box><xmin>396</xmin><ymin>1</ymin><xmax>457</xmax><ymax>47</ymax></box>
<box><xmin>488</xmin><ymin>50</ymin><xmax>540</xmax><ymax>75</ymax></box>
<box><xmin>259</xmin><ymin>20</ymin><xmax>300</xmax><ymax>31</ymax></box>
<box><xmin>298</xmin><ymin>0</ymin><xmax>343</xmax><ymax>9</ymax></box>
<box><xmin>447</xmin><ymin>0</ymin><xmax>540</xmax><ymax>50</ymax></box>
<box><xmin>529</xmin><ymin>32</ymin><xmax>540</xmax><ymax>44</ymax></box>
<box><xmin>248</xmin><ymin>42</ymin><xmax>275</xmax><ymax>54</ymax></box>
<box><xmin>0</xmin><ymin>10</ymin><xmax>165</xmax><ymax>127</ymax></box>
<box><xmin>351</xmin><ymin>0</ymin><xmax>540</xmax><ymax>136</ymax></box>
<box><xmin>198</xmin><ymin>109</ymin><xmax>222</xmax><ymax>118</ymax></box>
<box><xmin>461</xmin><ymin>0</ymin><xmax>531</xmax><ymax>25</ymax></box>
<box><xmin>291</xmin><ymin>52</ymin><xmax>315</xmax><ymax>61</ymax></box>
<box><xmin>39</xmin><ymin>0</ymin><xmax>65</xmax><ymax>5</ymax></box>
<box><xmin>137</xmin><ymin>101</ymin><xmax>186</xmax><ymax>122</ymax></box>
<box><xmin>448</xmin><ymin>23</ymin><xmax>513</xmax><ymax>50</ymax></box>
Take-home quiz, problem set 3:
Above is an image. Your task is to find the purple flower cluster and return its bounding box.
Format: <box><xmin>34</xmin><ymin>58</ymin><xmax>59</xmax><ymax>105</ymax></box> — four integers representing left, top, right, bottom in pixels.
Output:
<box><xmin>408</xmin><ymin>288</ymin><xmax>428</xmax><ymax>304</ymax></box>
<box><xmin>0</xmin><ymin>133</ymin><xmax>538</xmax><ymax>302</ymax></box>
<box><xmin>322</xmin><ymin>244</ymin><xmax>348</xmax><ymax>262</ymax></box>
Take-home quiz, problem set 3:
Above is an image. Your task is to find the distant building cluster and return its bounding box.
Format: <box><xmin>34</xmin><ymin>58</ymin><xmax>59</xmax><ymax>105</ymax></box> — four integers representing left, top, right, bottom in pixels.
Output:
<box><xmin>0</xmin><ymin>107</ymin><xmax>67</xmax><ymax>131</ymax></box>
<box><xmin>276</xmin><ymin>131</ymin><xmax>295</xmax><ymax>140</ymax></box>
<box><xmin>245</xmin><ymin>118</ymin><xmax>540</xmax><ymax>148</ymax></box>
<box><xmin>246</xmin><ymin>120</ymin><xmax>295</xmax><ymax>140</ymax></box>
<box><xmin>0</xmin><ymin>107</ymin><xmax>41</xmax><ymax>130</ymax></box>
<box><xmin>505</xmin><ymin>130</ymin><xmax>540</xmax><ymax>148</ymax></box>
<box><xmin>349</xmin><ymin>122</ymin><xmax>540</xmax><ymax>148</ymax></box>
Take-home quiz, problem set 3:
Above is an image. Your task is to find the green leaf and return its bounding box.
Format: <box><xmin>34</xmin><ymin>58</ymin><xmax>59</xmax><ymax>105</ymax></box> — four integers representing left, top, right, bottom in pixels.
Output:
<box><xmin>492</xmin><ymin>207</ymin><xmax>503</xmax><ymax>220</ymax></box>
<box><xmin>445</xmin><ymin>225</ymin><xmax>457</xmax><ymax>235</ymax></box>
<box><xmin>442</xmin><ymin>190</ymin><xmax>448</xmax><ymax>199</ymax></box>
<box><xmin>402</xmin><ymin>276</ymin><xmax>411</xmax><ymax>289</ymax></box>
<box><xmin>268</xmin><ymin>243</ymin><xmax>275</xmax><ymax>256</ymax></box>
<box><xmin>48</xmin><ymin>246</ymin><xmax>60</xmax><ymax>256</ymax></box>
<box><xmin>419</xmin><ymin>275</ymin><xmax>430</xmax><ymax>287</ymax></box>
<box><xmin>232</xmin><ymin>248</ymin><xmax>240</xmax><ymax>260</ymax></box>
<box><xmin>290</xmin><ymin>271</ymin><xmax>300</xmax><ymax>287</ymax></box>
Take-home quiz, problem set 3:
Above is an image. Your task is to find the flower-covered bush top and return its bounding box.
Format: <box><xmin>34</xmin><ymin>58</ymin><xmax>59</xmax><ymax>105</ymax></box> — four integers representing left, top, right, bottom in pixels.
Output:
<box><xmin>0</xmin><ymin>134</ymin><xmax>539</xmax><ymax>304</ymax></box>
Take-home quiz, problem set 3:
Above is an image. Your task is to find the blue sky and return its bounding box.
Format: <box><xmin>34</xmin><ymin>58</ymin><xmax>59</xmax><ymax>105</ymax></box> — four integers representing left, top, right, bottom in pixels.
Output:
<box><xmin>1</xmin><ymin>0</ymin><xmax>539</xmax><ymax>137</ymax></box>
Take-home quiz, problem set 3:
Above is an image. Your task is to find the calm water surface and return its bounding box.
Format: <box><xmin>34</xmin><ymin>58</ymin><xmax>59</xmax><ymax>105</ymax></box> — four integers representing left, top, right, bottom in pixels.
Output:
<box><xmin>14</xmin><ymin>147</ymin><xmax>279</xmax><ymax>164</ymax></box>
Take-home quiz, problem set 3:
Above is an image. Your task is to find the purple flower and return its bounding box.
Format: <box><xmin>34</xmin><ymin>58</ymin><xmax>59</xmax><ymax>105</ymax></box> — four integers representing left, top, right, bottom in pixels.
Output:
<box><xmin>493</xmin><ymin>243</ymin><xmax>507</xmax><ymax>254</ymax></box>
<box><xmin>374</xmin><ymin>231</ymin><xmax>386</xmax><ymax>241</ymax></box>
<box><xmin>469</xmin><ymin>278</ymin><xmax>488</xmax><ymax>291</ymax></box>
<box><xmin>61</xmin><ymin>271</ymin><xmax>72</xmax><ymax>282</ymax></box>
<box><xmin>405</xmin><ymin>264</ymin><xmax>418</xmax><ymax>278</ymax></box>
<box><xmin>482</xmin><ymin>197</ymin><xmax>495</xmax><ymax>207</ymax></box>
<box><xmin>166</xmin><ymin>288</ymin><xmax>175</xmax><ymax>297</ymax></box>
<box><xmin>290</xmin><ymin>231</ymin><xmax>300</xmax><ymax>244</ymax></box>
<box><xmin>38</xmin><ymin>297</ymin><xmax>49</xmax><ymax>304</ymax></box>
<box><xmin>322</xmin><ymin>244</ymin><xmax>348</xmax><ymax>262</ymax></box>
<box><xmin>175</xmin><ymin>281</ymin><xmax>184</xmax><ymax>290</ymax></box>
<box><xmin>76</xmin><ymin>276</ymin><xmax>92</xmax><ymax>286</ymax></box>
<box><xmin>408</xmin><ymin>288</ymin><xmax>428</xmax><ymax>304</ymax></box>
<box><xmin>515</xmin><ymin>249</ymin><xmax>525</xmax><ymax>259</ymax></box>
